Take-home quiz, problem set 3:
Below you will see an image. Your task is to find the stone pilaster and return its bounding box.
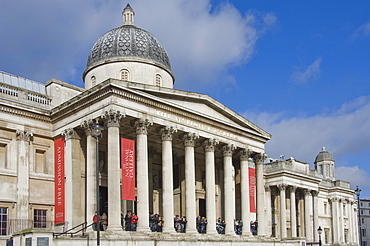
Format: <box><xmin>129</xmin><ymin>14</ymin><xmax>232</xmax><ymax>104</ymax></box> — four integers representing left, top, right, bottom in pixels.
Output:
<box><xmin>265</xmin><ymin>185</ymin><xmax>272</xmax><ymax>237</ymax></box>
<box><xmin>240</xmin><ymin>149</ymin><xmax>251</xmax><ymax>236</ymax></box>
<box><xmin>222</xmin><ymin>144</ymin><xmax>236</xmax><ymax>235</ymax></box>
<box><xmin>160</xmin><ymin>126</ymin><xmax>177</xmax><ymax>233</ymax></box>
<box><xmin>133</xmin><ymin>118</ymin><xmax>152</xmax><ymax>232</ymax></box>
<box><xmin>289</xmin><ymin>186</ymin><xmax>297</xmax><ymax>238</ymax></box>
<box><xmin>103</xmin><ymin>109</ymin><xmax>124</xmax><ymax>231</ymax></box>
<box><xmin>339</xmin><ymin>198</ymin><xmax>344</xmax><ymax>243</ymax></box>
<box><xmin>278</xmin><ymin>183</ymin><xmax>288</xmax><ymax>239</ymax></box>
<box><xmin>16</xmin><ymin>130</ymin><xmax>33</xmax><ymax>222</ymax></box>
<box><xmin>203</xmin><ymin>139</ymin><xmax>219</xmax><ymax>235</ymax></box>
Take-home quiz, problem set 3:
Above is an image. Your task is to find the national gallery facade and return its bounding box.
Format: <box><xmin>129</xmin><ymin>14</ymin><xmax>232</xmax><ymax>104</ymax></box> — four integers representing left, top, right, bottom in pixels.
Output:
<box><xmin>0</xmin><ymin>4</ymin><xmax>358</xmax><ymax>246</ymax></box>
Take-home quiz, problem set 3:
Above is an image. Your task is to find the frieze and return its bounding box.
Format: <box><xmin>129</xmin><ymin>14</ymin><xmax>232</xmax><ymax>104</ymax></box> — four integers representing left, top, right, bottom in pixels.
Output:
<box><xmin>156</xmin><ymin>110</ymin><xmax>239</xmax><ymax>141</ymax></box>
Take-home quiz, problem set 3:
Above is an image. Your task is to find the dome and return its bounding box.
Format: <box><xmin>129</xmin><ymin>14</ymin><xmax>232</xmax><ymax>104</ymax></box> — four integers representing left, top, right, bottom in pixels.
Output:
<box><xmin>83</xmin><ymin>4</ymin><xmax>173</xmax><ymax>79</ymax></box>
<box><xmin>314</xmin><ymin>147</ymin><xmax>334</xmax><ymax>163</ymax></box>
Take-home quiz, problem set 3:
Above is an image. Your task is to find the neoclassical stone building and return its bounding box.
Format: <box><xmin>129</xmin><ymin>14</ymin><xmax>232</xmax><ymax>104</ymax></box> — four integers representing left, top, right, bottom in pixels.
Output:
<box><xmin>0</xmin><ymin>4</ymin><xmax>358</xmax><ymax>246</ymax></box>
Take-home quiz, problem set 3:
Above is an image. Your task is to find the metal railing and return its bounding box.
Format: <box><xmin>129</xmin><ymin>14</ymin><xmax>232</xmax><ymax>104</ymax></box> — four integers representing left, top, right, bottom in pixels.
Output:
<box><xmin>53</xmin><ymin>222</ymin><xmax>92</xmax><ymax>238</ymax></box>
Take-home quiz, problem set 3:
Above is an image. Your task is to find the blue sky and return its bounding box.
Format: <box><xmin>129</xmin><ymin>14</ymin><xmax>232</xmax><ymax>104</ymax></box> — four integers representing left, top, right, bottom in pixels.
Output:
<box><xmin>1</xmin><ymin>0</ymin><xmax>370</xmax><ymax>196</ymax></box>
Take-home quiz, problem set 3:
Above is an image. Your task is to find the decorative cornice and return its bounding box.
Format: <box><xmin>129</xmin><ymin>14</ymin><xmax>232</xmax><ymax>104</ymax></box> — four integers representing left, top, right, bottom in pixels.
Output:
<box><xmin>0</xmin><ymin>105</ymin><xmax>50</xmax><ymax>123</ymax></box>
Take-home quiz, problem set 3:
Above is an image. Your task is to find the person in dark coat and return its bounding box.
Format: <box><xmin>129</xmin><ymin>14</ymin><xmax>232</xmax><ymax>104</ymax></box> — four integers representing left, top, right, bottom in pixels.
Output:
<box><xmin>6</xmin><ymin>236</ymin><xmax>13</xmax><ymax>246</ymax></box>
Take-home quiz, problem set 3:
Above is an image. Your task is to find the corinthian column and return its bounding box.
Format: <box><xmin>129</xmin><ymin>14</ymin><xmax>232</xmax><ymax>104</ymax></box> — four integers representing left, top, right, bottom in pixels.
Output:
<box><xmin>103</xmin><ymin>109</ymin><xmax>124</xmax><ymax>231</ymax></box>
<box><xmin>278</xmin><ymin>183</ymin><xmax>287</xmax><ymax>239</ymax></box>
<box><xmin>304</xmin><ymin>189</ymin><xmax>312</xmax><ymax>241</ymax></box>
<box><xmin>204</xmin><ymin>139</ymin><xmax>219</xmax><ymax>235</ymax></box>
<box><xmin>16</xmin><ymin>130</ymin><xmax>32</xmax><ymax>223</ymax></box>
<box><xmin>81</xmin><ymin>120</ymin><xmax>97</xmax><ymax>228</ymax></box>
<box><xmin>253</xmin><ymin>152</ymin><xmax>266</xmax><ymax>236</ymax></box>
<box><xmin>62</xmin><ymin>128</ymin><xmax>82</xmax><ymax>228</ymax></box>
<box><xmin>182</xmin><ymin>133</ymin><xmax>198</xmax><ymax>233</ymax></box>
<box><xmin>331</xmin><ymin>197</ymin><xmax>339</xmax><ymax>244</ymax></box>
<box><xmin>160</xmin><ymin>126</ymin><xmax>177</xmax><ymax>233</ymax></box>
<box><xmin>312</xmin><ymin>190</ymin><xmax>319</xmax><ymax>242</ymax></box>
<box><xmin>289</xmin><ymin>186</ymin><xmax>297</xmax><ymax>238</ymax></box>
<box><xmin>240</xmin><ymin>149</ymin><xmax>251</xmax><ymax>236</ymax></box>
<box><xmin>222</xmin><ymin>144</ymin><xmax>236</xmax><ymax>235</ymax></box>
<box><xmin>133</xmin><ymin>118</ymin><xmax>152</xmax><ymax>232</ymax></box>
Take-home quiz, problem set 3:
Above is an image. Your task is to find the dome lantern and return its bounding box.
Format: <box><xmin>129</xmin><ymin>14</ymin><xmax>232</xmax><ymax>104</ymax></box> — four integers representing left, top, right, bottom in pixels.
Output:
<box><xmin>122</xmin><ymin>4</ymin><xmax>135</xmax><ymax>25</ymax></box>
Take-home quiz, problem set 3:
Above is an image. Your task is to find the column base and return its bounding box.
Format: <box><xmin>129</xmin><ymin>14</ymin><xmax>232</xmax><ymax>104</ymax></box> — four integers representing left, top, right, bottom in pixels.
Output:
<box><xmin>185</xmin><ymin>228</ymin><xmax>198</xmax><ymax>234</ymax></box>
<box><xmin>162</xmin><ymin>227</ymin><xmax>176</xmax><ymax>234</ymax></box>
<box><xmin>206</xmin><ymin>229</ymin><xmax>218</xmax><ymax>235</ymax></box>
<box><xmin>106</xmin><ymin>225</ymin><xmax>124</xmax><ymax>231</ymax></box>
<box><xmin>136</xmin><ymin>227</ymin><xmax>151</xmax><ymax>233</ymax></box>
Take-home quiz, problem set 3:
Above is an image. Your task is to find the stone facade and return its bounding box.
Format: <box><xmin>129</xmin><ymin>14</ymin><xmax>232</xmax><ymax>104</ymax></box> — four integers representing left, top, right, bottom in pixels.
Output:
<box><xmin>0</xmin><ymin>4</ymin><xmax>358</xmax><ymax>246</ymax></box>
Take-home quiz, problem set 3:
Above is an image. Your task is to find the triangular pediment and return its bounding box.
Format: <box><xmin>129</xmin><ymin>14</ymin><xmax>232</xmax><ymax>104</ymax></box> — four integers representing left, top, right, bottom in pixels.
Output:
<box><xmin>115</xmin><ymin>81</ymin><xmax>271</xmax><ymax>141</ymax></box>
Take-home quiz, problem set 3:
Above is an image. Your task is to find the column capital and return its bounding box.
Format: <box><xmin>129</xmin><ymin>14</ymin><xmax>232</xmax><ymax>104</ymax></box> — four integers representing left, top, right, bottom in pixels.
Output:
<box><xmin>182</xmin><ymin>132</ymin><xmax>199</xmax><ymax>147</ymax></box>
<box><xmin>278</xmin><ymin>183</ymin><xmax>288</xmax><ymax>191</ymax></box>
<box><xmin>265</xmin><ymin>185</ymin><xmax>271</xmax><ymax>192</ymax></box>
<box><xmin>222</xmin><ymin>144</ymin><xmax>235</xmax><ymax>157</ymax></box>
<box><xmin>252</xmin><ymin>152</ymin><xmax>267</xmax><ymax>164</ymax></box>
<box><xmin>303</xmin><ymin>188</ymin><xmax>312</xmax><ymax>196</ymax></box>
<box><xmin>288</xmin><ymin>185</ymin><xmax>297</xmax><ymax>193</ymax></box>
<box><xmin>311</xmin><ymin>190</ymin><xmax>319</xmax><ymax>197</ymax></box>
<box><xmin>16</xmin><ymin>130</ymin><xmax>33</xmax><ymax>142</ymax></box>
<box><xmin>330</xmin><ymin>197</ymin><xmax>339</xmax><ymax>203</ymax></box>
<box><xmin>102</xmin><ymin>108</ymin><xmax>125</xmax><ymax>128</ymax></box>
<box><xmin>203</xmin><ymin>138</ymin><xmax>219</xmax><ymax>152</ymax></box>
<box><xmin>62</xmin><ymin>128</ymin><xmax>80</xmax><ymax>140</ymax></box>
<box><xmin>239</xmin><ymin>148</ymin><xmax>252</xmax><ymax>161</ymax></box>
<box><xmin>133</xmin><ymin>118</ymin><xmax>152</xmax><ymax>135</ymax></box>
<box><xmin>160</xmin><ymin>126</ymin><xmax>177</xmax><ymax>141</ymax></box>
<box><xmin>81</xmin><ymin>119</ymin><xmax>95</xmax><ymax>136</ymax></box>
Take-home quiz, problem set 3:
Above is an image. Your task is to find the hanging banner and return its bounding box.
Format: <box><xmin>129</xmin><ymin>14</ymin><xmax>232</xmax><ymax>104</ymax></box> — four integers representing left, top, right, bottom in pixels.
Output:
<box><xmin>249</xmin><ymin>167</ymin><xmax>256</xmax><ymax>213</ymax></box>
<box><xmin>121</xmin><ymin>138</ymin><xmax>136</xmax><ymax>201</ymax></box>
<box><xmin>54</xmin><ymin>137</ymin><xmax>65</xmax><ymax>224</ymax></box>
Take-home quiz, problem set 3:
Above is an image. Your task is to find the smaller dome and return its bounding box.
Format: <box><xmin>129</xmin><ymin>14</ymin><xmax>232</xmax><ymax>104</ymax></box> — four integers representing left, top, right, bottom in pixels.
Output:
<box><xmin>314</xmin><ymin>147</ymin><xmax>334</xmax><ymax>163</ymax></box>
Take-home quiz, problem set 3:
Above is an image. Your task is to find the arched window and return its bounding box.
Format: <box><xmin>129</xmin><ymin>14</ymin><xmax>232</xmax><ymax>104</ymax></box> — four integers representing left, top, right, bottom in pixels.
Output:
<box><xmin>121</xmin><ymin>69</ymin><xmax>129</xmax><ymax>81</ymax></box>
<box><xmin>155</xmin><ymin>74</ymin><xmax>162</xmax><ymax>86</ymax></box>
<box><xmin>91</xmin><ymin>76</ymin><xmax>96</xmax><ymax>86</ymax></box>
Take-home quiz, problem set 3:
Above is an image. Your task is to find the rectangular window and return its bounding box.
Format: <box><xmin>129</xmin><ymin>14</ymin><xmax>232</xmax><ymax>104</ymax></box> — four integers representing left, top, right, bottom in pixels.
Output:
<box><xmin>35</xmin><ymin>149</ymin><xmax>46</xmax><ymax>173</ymax></box>
<box><xmin>0</xmin><ymin>207</ymin><xmax>8</xmax><ymax>235</ymax></box>
<box><xmin>361</xmin><ymin>210</ymin><xmax>364</xmax><ymax>215</ymax></box>
<box><xmin>0</xmin><ymin>143</ymin><xmax>7</xmax><ymax>168</ymax></box>
<box><xmin>362</xmin><ymin>228</ymin><xmax>366</xmax><ymax>237</ymax></box>
<box><xmin>34</xmin><ymin>209</ymin><xmax>47</xmax><ymax>228</ymax></box>
<box><xmin>324</xmin><ymin>203</ymin><xmax>327</xmax><ymax>215</ymax></box>
<box><xmin>362</xmin><ymin>218</ymin><xmax>364</xmax><ymax>224</ymax></box>
<box><xmin>324</xmin><ymin>228</ymin><xmax>329</xmax><ymax>244</ymax></box>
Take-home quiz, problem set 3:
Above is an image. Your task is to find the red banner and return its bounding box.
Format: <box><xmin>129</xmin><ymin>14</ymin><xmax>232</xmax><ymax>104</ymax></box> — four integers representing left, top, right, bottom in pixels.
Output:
<box><xmin>249</xmin><ymin>167</ymin><xmax>256</xmax><ymax>213</ymax></box>
<box><xmin>54</xmin><ymin>137</ymin><xmax>65</xmax><ymax>224</ymax></box>
<box><xmin>121</xmin><ymin>138</ymin><xmax>136</xmax><ymax>201</ymax></box>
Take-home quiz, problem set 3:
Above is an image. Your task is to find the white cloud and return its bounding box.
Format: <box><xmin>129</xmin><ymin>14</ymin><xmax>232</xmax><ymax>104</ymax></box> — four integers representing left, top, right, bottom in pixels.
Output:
<box><xmin>291</xmin><ymin>57</ymin><xmax>322</xmax><ymax>84</ymax></box>
<box><xmin>0</xmin><ymin>0</ymin><xmax>275</xmax><ymax>90</ymax></box>
<box><xmin>243</xmin><ymin>95</ymin><xmax>370</xmax><ymax>165</ymax></box>
<box><xmin>336</xmin><ymin>166</ymin><xmax>370</xmax><ymax>193</ymax></box>
<box><xmin>353</xmin><ymin>21</ymin><xmax>370</xmax><ymax>38</ymax></box>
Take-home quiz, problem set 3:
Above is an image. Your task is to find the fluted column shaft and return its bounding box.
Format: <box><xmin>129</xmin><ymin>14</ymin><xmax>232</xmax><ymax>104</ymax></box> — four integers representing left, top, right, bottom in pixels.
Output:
<box><xmin>134</xmin><ymin>119</ymin><xmax>151</xmax><ymax>231</ymax></box>
<box><xmin>278</xmin><ymin>184</ymin><xmax>287</xmax><ymax>239</ymax></box>
<box><xmin>103</xmin><ymin>110</ymin><xmax>124</xmax><ymax>230</ymax></box>
<box><xmin>254</xmin><ymin>153</ymin><xmax>266</xmax><ymax>236</ymax></box>
<box><xmin>204</xmin><ymin>139</ymin><xmax>218</xmax><ymax>234</ymax></box>
<box><xmin>183</xmin><ymin>133</ymin><xmax>198</xmax><ymax>233</ymax></box>
<box><xmin>223</xmin><ymin>144</ymin><xmax>235</xmax><ymax>235</ymax></box>
<box><xmin>161</xmin><ymin>126</ymin><xmax>176</xmax><ymax>233</ymax></box>
<box><xmin>289</xmin><ymin>186</ymin><xmax>297</xmax><ymax>238</ymax></box>
<box><xmin>240</xmin><ymin>149</ymin><xmax>251</xmax><ymax>236</ymax></box>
